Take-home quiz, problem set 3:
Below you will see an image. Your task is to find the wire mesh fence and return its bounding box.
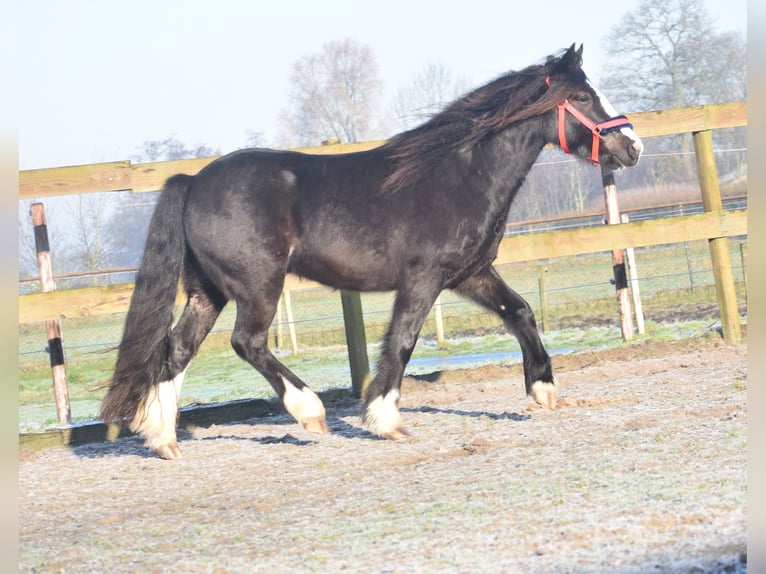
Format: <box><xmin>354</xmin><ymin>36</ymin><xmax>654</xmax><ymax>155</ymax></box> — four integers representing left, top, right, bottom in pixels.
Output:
<box><xmin>18</xmin><ymin>237</ymin><xmax>747</xmax><ymax>430</ymax></box>
<box><xmin>17</xmin><ymin>239</ymin><xmax>748</xmax><ymax>360</ymax></box>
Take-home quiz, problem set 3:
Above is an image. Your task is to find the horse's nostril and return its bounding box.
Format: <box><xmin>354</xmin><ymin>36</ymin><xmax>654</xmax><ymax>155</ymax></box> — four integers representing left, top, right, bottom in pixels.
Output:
<box><xmin>629</xmin><ymin>141</ymin><xmax>643</xmax><ymax>160</ymax></box>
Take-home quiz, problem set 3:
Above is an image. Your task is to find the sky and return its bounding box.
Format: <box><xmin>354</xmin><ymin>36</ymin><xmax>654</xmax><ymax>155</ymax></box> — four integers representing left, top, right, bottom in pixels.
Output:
<box><xmin>17</xmin><ymin>0</ymin><xmax>747</xmax><ymax>170</ymax></box>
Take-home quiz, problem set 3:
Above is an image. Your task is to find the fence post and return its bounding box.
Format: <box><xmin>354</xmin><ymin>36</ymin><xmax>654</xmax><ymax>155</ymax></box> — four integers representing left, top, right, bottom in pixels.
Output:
<box><xmin>621</xmin><ymin>214</ymin><xmax>645</xmax><ymax>335</ymax></box>
<box><xmin>283</xmin><ymin>290</ymin><xmax>299</xmax><ymax>355</ymax></box>
<box><xmin>537</xmin><ymin>265</ymin><xmax>549</xmax><ymax>333</ymax></box>
<box><xmin>601</xmin><ymin>168</ymin><xmax>634</xmax><ymax>341</ymax></box>
<box><xmin>275</xmin><ymin>293</ymin><xmax>284</xmax><ymax>349</ymax></box>
<box><xmin>30</xmin><ymin>203</ymin><xmax>71</xmax><ymax>425</ymax></box>
<box><xmin>340</xmin><ymin>291</ymin><xmax>371</xmax><ymax>399</ymax></box>
<box><xmin>433</xmin><ymin>294</ymin><xmax>445</xmax><ymax>347</ymax></box>
<box><xmin>739</xmin><ymin>242</ymin><xmax>747</xmax><ymax>298</ymax></box>
<box><xmin>693</xmin><ymin>129</ymin><xmax>742</xmax><ymax>344</ymax></box>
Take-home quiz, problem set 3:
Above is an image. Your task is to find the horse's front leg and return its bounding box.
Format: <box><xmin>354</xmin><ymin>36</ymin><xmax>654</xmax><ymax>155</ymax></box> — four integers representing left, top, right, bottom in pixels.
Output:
<box><xmin>362</xmin><ymin>282</ymin><xmax>441</xmax><ymax>439</ymax></box>
<box><xmin>454</xmin><ymin>266</ymin><xmax>557</xmax><ymax>409</ymax></box>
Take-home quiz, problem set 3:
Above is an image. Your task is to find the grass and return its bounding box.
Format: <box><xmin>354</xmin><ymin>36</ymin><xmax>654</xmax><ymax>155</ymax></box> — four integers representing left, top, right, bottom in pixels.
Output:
<box><xmin>18</xmin><ymin>239</ymin><xmax>747</xmax><ymax>432</ymax></box>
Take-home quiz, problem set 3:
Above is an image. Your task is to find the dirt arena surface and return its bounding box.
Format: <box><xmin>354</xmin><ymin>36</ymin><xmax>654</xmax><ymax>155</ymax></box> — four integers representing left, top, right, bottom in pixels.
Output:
<box><xmin>19</xmin><ymin>334</ymin><xmax>747</xmax><ymax>573</ymax></box>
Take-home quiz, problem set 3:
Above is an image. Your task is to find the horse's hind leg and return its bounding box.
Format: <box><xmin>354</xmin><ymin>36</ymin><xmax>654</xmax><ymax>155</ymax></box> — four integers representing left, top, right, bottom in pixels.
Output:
<box><xmin>454</xmin><ymin>266</ymin><xmax>556</xmax><ymax>409</ymax></box>
<box><xmin>132</xmin><ymin>279</ymin><xmax>226</xmax><ymax>459</ymax></box>
<box><xmin>230</xmin><ymin>297</ymin><xmax>328</xmax><ymax>434</ymax></box>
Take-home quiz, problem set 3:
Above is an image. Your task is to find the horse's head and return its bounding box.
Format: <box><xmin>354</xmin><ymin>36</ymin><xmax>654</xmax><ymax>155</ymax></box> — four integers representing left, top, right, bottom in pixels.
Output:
<box><xmin>545</xmin><ymin>44</ymin><xmax>643</xmax><ymax>170</ymax></box>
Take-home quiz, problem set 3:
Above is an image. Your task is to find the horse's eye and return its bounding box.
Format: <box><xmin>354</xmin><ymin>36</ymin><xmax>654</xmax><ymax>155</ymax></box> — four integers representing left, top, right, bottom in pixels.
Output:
<box><xmin>572</xmin><ymin>92</ymin><xmax>591</xmax><ymax>104</ymax></box>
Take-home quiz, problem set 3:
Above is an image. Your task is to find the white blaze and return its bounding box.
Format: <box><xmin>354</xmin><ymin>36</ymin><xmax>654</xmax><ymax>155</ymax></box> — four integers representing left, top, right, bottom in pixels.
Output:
<box><xmin>587</xmin><ymin>79</ymin><xmax>643</xmax><ymax>153</ymax></box>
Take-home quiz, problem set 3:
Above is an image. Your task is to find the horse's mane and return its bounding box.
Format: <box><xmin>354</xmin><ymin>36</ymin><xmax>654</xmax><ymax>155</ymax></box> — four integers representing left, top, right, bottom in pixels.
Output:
<box><xmin>381</xmin><ymin>45</ymin><xmax>586</xmax><ymax>193</ymax></box>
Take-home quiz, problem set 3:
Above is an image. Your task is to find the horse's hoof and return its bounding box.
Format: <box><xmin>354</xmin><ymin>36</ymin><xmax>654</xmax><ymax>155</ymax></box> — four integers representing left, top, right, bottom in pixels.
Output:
<box><xmin>381</xmin><ymin>427</ymin><xmax>410</xmax><ymax>441</ymax></box>
<box><xmin>531</xmin><ymin>380</ymin><xmax>557</xmax><ymax>410</ymax></box>
<box><xmin>362</xmin><ymin>390</ymin><xmax>404</xmax><ymax>439</ymax></box>
<box><xmin>302</xmin><ymin>416</ymin><xmax>330</xmax><ymax>434</ymax></box>
<box><xmin>154</xmin><ymin>442</ymin><xmax>182</xmax><ymax>460</ymax></box>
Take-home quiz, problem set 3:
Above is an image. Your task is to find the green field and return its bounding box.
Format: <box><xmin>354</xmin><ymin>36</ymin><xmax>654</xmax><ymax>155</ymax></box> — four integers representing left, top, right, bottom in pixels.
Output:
<box><xmin>18</xmin><ymin>239</ymin><xmax>747</xmax><ymax>432</ymax></box>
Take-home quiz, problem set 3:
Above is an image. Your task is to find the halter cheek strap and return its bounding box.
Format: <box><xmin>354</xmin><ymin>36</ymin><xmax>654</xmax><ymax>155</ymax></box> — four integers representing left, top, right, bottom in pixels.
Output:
<box><xmin>545</xmin><ymin>76</ymin><xmax>633</xmax><ymax>166</ymax></box>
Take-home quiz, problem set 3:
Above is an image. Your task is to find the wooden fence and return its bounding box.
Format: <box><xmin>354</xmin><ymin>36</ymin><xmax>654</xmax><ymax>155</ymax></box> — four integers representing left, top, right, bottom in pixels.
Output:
<box><xmin>19</xmin><ymin>101</ymin><xmax>747</xmax><ymax>399</ymax></box>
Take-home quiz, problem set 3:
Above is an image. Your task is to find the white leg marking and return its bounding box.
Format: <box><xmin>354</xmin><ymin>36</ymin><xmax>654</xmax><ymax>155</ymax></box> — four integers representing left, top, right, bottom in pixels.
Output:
<box><xmin>364</xmin><ymin>389</ymin><xmax>407</xmax><ymax>439</ymax></box>
<box><xmin>531</xmin><ymin>378</ymin><xmax>557</xmax><ymax>410</ymax></box>
<box><xmin>130</xmin><ymin>368</ymin><xmax>186</xmax><ymax>459</ymax></box>
<box><xmin>281</xmin><ymin>376</ymin><xmax>328</xmax><ymax>433</ymax></box>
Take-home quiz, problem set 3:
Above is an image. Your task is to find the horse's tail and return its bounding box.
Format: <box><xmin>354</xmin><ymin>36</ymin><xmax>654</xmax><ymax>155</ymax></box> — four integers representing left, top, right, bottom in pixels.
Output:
<box><xmin>100</xmin><ymin>173</ymin><xmax>193</xmax><ymax>425</ymax></box>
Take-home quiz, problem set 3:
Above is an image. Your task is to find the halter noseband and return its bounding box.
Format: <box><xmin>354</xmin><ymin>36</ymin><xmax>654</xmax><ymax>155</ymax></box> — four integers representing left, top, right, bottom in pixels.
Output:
<box><xmin>545</xmin><ymin>76</ymin><xmax>633</xmax><ymax>166</ymax></box>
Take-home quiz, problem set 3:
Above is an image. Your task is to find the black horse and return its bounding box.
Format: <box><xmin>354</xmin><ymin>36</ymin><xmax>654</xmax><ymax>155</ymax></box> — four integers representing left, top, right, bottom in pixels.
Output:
<box><xmin>101</xmin><ymin>44</ymin><xmax>642</xmax><ymax>459</ymax></box>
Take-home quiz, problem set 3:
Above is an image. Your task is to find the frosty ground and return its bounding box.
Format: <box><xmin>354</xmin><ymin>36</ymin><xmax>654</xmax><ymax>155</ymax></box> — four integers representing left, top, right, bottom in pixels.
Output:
<box><xmin>19</xmin><ymin>335</ymin><xmax>747</xmax><ymax>573</ymax></box>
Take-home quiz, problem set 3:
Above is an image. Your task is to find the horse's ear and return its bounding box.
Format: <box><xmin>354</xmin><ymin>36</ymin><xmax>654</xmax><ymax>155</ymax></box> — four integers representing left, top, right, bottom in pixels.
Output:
<box><xmin>561</xmin><ymin>43</ymin><xmax>584</xmax><ymax>70</ymax></box>
<box><xmin>547</xmin><ymin>44</ymin><xmax>584</xmax><ymax>77</ymax></box>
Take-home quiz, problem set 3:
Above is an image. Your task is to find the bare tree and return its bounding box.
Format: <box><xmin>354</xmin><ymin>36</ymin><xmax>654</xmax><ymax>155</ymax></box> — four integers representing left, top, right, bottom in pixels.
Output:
<box><xmin>600</xmin><ymin>0</ymin><xmax>746</xmax><ymax>185</ymax></box>
<box><xmin>510</xmin><ymin>151</ymin><xmax>605</xmax><ymax>222</ymax></box>
<box><xmin>107</xmin><ymin>192</ymin><xmax>159</xmax><ymax>269</ymax></box>
<box><xmin>243</xmin><ymin>129</ymin><xmax>267</xmax><ymax>148</ymax></box>
<box><xmin>279</xmin><ymin>38</ymin><xmax>383</xmax><ymax>146</ymax></box>
<box><xmin>131</xmin><ymin>135</ymin><xmax>219</xmax><ymax>163</ymax></box>
<box><xmin>389</xmin><ymin>62</ymin><xmax>471</xmax><ymax>132</ymax></box>
<box><xmin>600</xmin><ymin>0</ymin><xmax>746</xmax><ymax>112</ymax></box>
<box><xmin>69</xmin><ymin>193</ymin><xmax>113</xmax><ymax>284</ymax></box>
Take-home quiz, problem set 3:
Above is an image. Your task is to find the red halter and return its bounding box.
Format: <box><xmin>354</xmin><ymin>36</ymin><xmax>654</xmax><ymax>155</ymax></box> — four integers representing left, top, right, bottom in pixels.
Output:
<box><xmin>545</xmin><ymin>76</ymin><xmax>633</xmax><ymax>166</ymax></box>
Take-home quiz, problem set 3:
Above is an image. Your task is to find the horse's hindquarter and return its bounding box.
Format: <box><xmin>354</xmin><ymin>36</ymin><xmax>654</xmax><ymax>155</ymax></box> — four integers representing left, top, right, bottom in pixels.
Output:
<box><xmin>182</xmin><ymin>150</ymin><xmax>305</xmax><ymax>298</ymax></box>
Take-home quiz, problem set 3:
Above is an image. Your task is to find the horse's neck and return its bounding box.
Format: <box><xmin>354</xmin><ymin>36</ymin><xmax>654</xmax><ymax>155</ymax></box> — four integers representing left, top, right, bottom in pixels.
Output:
<box><xmin>474</xmin><ymin>119</ymin><xmax>549</xmax><ymax>211</ymax></box>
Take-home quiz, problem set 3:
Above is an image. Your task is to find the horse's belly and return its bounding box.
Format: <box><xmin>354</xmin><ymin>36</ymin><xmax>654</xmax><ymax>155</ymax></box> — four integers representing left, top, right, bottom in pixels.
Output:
<box><xmin>288</xmin><ymin>248</ymin><xmax>398</xmax><ymax>292</ymax></box>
